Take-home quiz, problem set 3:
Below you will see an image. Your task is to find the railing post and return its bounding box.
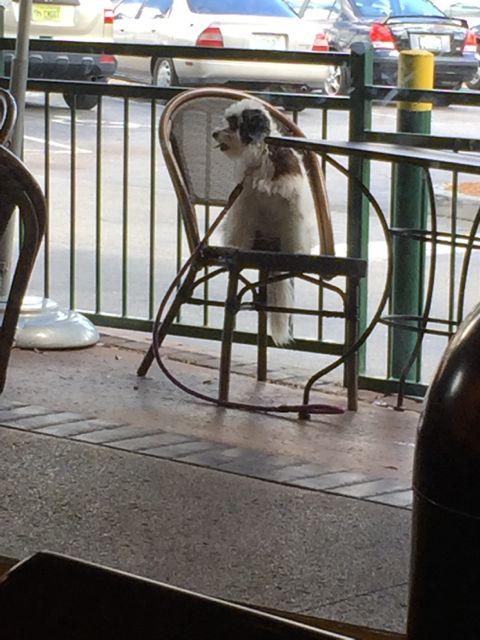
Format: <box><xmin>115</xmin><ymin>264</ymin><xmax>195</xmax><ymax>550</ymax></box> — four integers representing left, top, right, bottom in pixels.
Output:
<box><xmin>347</xmin><ymin>42</ymin><xmax>372</xmax><ymax>373</ymax></box>
<box><xmin>407</xmin><ymin>302</ymin><xmax>480</xmax><ymax>638</ymax></box>
<box><xmin>389</xmin><ymin>50</ymin><xmax>433</xmax><ymax>381</ymax></box>
<box><xmin>0</xmin><ymin>0</ymin><xmax>5</xmax><ymax>77</ymax></box>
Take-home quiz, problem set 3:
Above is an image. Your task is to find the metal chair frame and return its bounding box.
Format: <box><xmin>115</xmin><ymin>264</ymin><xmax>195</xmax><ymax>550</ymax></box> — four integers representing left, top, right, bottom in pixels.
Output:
<box><xmin>138</xmin><ymin>88</ymin><xmax>367</xmax><ymax>413</ymax></box>
<box><xmin>0</xmin><ymin>89</ymin><xmax>47</xmax><ymax>392</ymax></box>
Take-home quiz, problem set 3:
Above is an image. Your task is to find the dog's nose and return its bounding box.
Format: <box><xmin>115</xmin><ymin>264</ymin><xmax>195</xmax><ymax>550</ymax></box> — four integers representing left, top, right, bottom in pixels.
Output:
<box><xmin>212</xmin><ymin>131</ymin><xmax>219</xmax><ymax>140</ymax></box>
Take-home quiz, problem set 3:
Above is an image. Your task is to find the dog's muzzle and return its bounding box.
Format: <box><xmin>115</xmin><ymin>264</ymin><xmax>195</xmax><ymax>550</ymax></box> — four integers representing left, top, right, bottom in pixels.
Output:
<box><xmin>212</xmin><ymin>130</ymin><xmax>230</xmax><ymax>152</ymax></box>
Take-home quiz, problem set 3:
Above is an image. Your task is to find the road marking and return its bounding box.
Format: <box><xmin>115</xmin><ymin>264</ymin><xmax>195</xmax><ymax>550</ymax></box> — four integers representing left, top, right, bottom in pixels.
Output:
<box><xmin>51</xmin><ymin>115</ymin><xmax>144</xmax><ymax>129</ymax></box>
<box><xmin>24</xmin><ymin>135</ymin><xmax>91</xmax><ymax>154</ymax></box>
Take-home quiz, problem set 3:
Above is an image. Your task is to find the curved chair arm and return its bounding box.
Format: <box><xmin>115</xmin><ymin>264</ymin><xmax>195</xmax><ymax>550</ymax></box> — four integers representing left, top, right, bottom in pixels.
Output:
<box><xmin>0</xmin><ymin>90</ymin><xmax>17</xmax><ymax>146</ymax></box>
<box><xmin>0</xmin><ymin>145</ymin><xmax>47</xmax><ymax>392</ymax></box>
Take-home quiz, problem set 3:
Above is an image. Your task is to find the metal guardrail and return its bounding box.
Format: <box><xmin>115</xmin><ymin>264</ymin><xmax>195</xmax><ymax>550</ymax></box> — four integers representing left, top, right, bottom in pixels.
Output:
<box><xmin>1</xmin><ymin>38</ymin><xmax>480</xmax><ymax>397</ymax></box>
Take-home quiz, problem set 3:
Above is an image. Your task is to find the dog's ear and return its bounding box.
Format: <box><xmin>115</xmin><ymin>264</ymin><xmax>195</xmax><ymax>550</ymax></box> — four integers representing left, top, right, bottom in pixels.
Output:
<box><xmin>239</xmin><ymin>109</ymin><xmax>271</xmax><ymax>145</ymax></box>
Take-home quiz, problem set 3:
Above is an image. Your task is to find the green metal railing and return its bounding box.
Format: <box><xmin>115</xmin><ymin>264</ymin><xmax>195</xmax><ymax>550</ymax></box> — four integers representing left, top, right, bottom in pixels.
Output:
<box><xmin>1</xmin><ymin>37</ymin><xmax>480</xmax><ymax>396</ymax></box>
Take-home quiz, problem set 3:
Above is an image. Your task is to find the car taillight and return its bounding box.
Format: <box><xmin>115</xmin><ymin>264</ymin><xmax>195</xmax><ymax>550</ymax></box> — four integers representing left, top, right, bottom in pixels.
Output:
<box><xmin>464</xmin><ymin>29</ymin><xmax>478</xmax><ymax>53</ymax></box>
<box><xmin>369</xmin><ymin>22</ymin><xmax>396</xmax><ymax>49</ymax></box>
<box><xmin>196</xmin><ymin>26</ymin><xmax>224</xmax><ymax>48</ymax></box>
<box><xmin>99</xmin><ymin>54</ymin><xmax>116</xmax><ymax>64</ymax></box>
<box><xmin>312</xmin><ymin>33</ymin><xmax>328</xmax><ymax>52</ymax></box>
<box><xmin>104</xmin><ymin>8</ymin><xmax>114</xmax><ymax>24</ymax></box>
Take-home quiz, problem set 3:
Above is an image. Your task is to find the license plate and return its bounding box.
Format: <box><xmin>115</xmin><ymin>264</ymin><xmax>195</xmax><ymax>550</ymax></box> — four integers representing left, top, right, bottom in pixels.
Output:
<box><xmin>251</xmin><ymin>34</ymin><xmax>287</xmax><ymax>50</ymax></box>
<box><xmin>32</xmin><ymin>4</ymin><xmax>63</xmax><ymax>22</ymax></box>
<box><xmin>410</xmin><ymin>34</ymin><xmax>450</xmax><ymax>53</ymax></box>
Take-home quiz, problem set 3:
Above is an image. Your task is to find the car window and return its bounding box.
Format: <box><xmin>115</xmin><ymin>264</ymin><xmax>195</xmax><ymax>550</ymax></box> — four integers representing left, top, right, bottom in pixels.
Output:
<box><xmin>139</xmin><ymin>0</ymin><xmax>173</xmax><ymax>17</ymax></box>
<box><xmin>186</xmin><ymin>0</ymin><xmax>297</xmax><ymax>17</ymax></box>
<box><xmin>114</xmin><ymin>0</ymin><xmax>144</xmax><ymax>18</ymax></box>
<box><xmin>436</xmin><ymin>1</ymin><xmax>480</xmax><ymax>18</ymax></box>
<box><xmin>352</xmin><ymin>0</ymin><xmax>444</xmax><ymax>18</ymax></box>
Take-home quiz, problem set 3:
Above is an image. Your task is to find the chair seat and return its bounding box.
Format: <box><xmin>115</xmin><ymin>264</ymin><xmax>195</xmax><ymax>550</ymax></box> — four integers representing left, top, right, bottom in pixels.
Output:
<box><xmin>199</xmin><ymin>246</ymin><xmax>367</xmax><ymax>279</ymax></box>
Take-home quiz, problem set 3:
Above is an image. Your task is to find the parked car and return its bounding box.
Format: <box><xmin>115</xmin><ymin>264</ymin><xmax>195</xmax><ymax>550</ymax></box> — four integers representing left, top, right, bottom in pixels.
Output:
<box><xmin>113</xmin><ymin>0</ymin><xmax>330</xmax><ymax>94</ymax></box>
<box><xmin>2</xmin><ymin>0</ymin><xmax>117</xmax><ymax>109</ymax></box>
<box><xmin>295</xmin><ymin>0</ymin><xmax>479</xmax><ymax>95</ymax></box>
<box><xmin>435</xmin><ymin>1</ymin><xmax>480</xmax><ymax>89</ymax></box>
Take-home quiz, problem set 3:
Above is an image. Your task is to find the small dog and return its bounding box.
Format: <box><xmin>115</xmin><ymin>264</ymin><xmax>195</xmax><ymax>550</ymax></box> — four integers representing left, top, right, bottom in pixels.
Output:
<box><xmin>212</xmin><ymin>98</ymin><xmax>316</xmax><ymax>346</ymax></box>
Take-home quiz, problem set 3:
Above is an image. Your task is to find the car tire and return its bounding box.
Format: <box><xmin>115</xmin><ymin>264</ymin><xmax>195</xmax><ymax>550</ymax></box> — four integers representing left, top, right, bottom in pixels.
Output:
<box><xmin>152</xmin><ymin>58</ymin><xmax>178</xmax><ymax>104</ymax></box>
<box><xmin>323</xmin><ymin>64</ymin><xmax>349</xmax><ymax>97</ymax></box>
<box><xmin>63</xmin><ymin>92</ymin><xmax>99</xmax><ymax>110</ymax></box>
<box><xmin>467</xmin><ymin>69</ymin><xmax>480</xmax><ymax>91</ymax></box>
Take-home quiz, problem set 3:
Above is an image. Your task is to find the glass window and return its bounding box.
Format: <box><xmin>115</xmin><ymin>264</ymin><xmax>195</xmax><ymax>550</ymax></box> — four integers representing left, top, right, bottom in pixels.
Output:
<box><xmin>187</xmin><ymin>0</ymin><xmax>297</xmax><ymax>17</ymax></box>
<box><xmin>436</xmin><ymin>1</ymin><xmax>480</xmax><ymax>18</ymax></box>
<box><xmin>352</xmin><ymin>0</ymin><xmax>444</xmax><ymax>18</ymax></box>
<box><xmin>114</xmin><ymin>0</ymin><xmax>144</xmax><ymax>19</ymax></box>
<box><xmin>140</xmin><ymin>0</ymin><xmax>173</xmax><ymax>17</ymax></box>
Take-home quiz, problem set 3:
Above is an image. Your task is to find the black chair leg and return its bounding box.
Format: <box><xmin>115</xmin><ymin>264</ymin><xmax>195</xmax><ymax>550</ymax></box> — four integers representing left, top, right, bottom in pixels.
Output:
<box><xmin>257</xmin><ymin>268</ymin><xmax>268</xmax><ymax>382</ymax></box>
<box><xmin>344</xmin><ymin>278</ymin><xmax>360</xmax><ymax>411</ymax></box>
<box><xmin>137</xmin><ymin>269</ymin><xmax>197</xmax><ymax>377</ymax></box>
<box><xmin>219</xmin><ymin>270</ymin><xmax>239</xmax><ymax>402</ymax></box>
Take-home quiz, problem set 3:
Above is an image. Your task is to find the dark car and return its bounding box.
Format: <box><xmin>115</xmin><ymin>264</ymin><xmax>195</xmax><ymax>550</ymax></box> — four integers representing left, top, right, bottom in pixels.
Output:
<box><xmin>294</xmin><ymin>0</ymin><xmax>479</xmax><ymax>95</ymax></box>
<box><xmin>2</xmin><ymin>0</ymin><xmax>117</xmax><ymax>109</ymax></box>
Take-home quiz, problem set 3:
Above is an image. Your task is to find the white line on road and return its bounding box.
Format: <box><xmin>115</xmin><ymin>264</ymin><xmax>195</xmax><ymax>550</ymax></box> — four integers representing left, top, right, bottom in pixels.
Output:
<box><xmin>24</xmin><ymin>135</ymin><xmax>92</xmax><ymax>154</ymax></box>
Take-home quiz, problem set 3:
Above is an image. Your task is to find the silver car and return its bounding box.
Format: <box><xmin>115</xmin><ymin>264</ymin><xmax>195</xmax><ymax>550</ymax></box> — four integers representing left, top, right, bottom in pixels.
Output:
<box><xmin>113</xmin><ymin>0</ymin><xmax>330</xmax><ymax>91</ymax></box>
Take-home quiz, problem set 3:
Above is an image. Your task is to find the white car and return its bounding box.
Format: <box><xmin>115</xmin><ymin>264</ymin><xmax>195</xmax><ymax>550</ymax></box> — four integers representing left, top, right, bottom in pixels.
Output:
<box><xmin>2</xmin><ymin>0</ymin><xmax>117</xmax><ymax>109</ymax></box>
<box><xmin>113</xmin><ymin>0</ymin><xmax>330</xmax><ymax>92</ymax></box>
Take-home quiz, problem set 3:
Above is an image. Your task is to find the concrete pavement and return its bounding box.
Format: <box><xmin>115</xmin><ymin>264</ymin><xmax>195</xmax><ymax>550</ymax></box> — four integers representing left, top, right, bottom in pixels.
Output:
<box><xmin>0</xmin><ymin>329</ymin><xmax>422</xmax><ymax>634</ymax></box>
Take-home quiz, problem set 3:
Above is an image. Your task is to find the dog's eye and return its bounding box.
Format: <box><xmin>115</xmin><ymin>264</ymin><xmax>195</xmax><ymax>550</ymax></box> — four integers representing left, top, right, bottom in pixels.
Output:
<box><xmin>227</xmin><ymin>116</ymin><xmax>238</xmax><ymax>131</ymax></box>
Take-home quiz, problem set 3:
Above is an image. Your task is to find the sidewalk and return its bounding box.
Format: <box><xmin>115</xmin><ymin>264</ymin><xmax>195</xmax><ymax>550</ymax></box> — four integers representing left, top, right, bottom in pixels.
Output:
<box><xmin>0</xmin><ymin>330</ymin><xmax>422</xmax><ymax>634</ymax></box>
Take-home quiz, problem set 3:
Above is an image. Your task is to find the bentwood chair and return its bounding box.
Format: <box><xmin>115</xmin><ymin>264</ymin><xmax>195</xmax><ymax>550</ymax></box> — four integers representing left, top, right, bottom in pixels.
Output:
<box><xmin>137</xmin><ymin>88</ymin><xmax>367</xmax><ymax>414</ymax></box>
<box><xmin>0</xmin><ymin>89</ymin><xmax>47</xmax><ymax>392</ymax></box>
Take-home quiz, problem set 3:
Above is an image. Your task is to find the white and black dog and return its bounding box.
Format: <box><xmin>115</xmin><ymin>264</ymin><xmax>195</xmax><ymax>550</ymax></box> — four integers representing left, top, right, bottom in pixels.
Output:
<box><xmin>212</xmin><ymin>98</ymin><xmax>316</xmax><ymax>346</ymax></box>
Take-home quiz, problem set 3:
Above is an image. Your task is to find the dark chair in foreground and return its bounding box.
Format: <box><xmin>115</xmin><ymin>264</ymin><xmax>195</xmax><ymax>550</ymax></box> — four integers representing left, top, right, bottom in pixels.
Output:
<box><xmin>0</xmin><ymin>89</ymin><xmax>46</xmax><ymax>391</ymax></box>
<box><xmin>0</xmin><ymin>551</ymin><xmax>404</xmax><ymax>639</ymax></box>
<box><xmin>137</xmin><ymin>88</ymin><xmax>367</xmax><ymax>413</ymax></box>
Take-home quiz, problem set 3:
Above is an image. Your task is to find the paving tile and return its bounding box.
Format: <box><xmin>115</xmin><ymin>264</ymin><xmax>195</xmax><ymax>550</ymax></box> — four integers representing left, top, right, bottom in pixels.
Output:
<box><xmin>174</xmin><ymin>447</ymin><xmax>234</xmax><ymax>467</ymax></box>
<box><xmin>264</xmin><ymin>462</ymin><xmax>338</xmax><ymax>483</ymax></box>
<box><xmin>291</xmin><ymin>471</ymin><xmax>376</xmax><ymax>491</ymax></box>
<box><xmin>142</xmin><ymin>441</ymin><xmax>218</xmax><ymax>459</ymax></box>
<box><xmin>1</xmin><ymin>412</ymin><xmax>89</xmax><ymax>430</ymax></box>
<box><xmin>220</xmin><ymin>448</ymin><xmax>296</xmax><ymax>465</ymax></box>
<box><xmin>105</xmin><ymin>432</ymin><xmax>194</xmax><ymax>452</ymax></box>
<box><xmin>73</xmin><ymin>425</ymin><xmax>158</xmax><ymax>444</ymax></box>
<box><xmin>369</xmin><ymin>490</ymin><xmax>413</xmax><ymax>508</ymax></box>
<box><xmin>335</xmin><ymin>478</ymin><xmax>412</xmax><ymax>499</ymax></box>
<box><xmin>217</xmin><ymin>451</ymin><xmax>297</xmax><ymax>476</ymax></box>
<box><xmin>37</xmin><ymin>420</ymin><xmax>125</xmax><ymax>437</ymax></box>
<box><xmin>0</xmin><ymin>405</ymin><xmax>55</xmax><ymax>423</ymax></box>
<box><xmin>0</xmin><ymin>400</ymin><xmax>26</xmax><ymax>411</ymax></box>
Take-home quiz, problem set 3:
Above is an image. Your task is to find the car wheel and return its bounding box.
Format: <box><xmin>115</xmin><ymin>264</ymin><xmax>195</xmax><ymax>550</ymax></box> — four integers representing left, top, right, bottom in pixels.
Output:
<box><xmin>467</xmin><ymin>69</ymin><xmax>480</xmax><ymax>91</ymax></box>
<box><xmin>63</xmin><ymin>92</ymin><xmax>99</xmax><ymax>110</ymax></box>
<box><xmin>152</xmin><ymin>58</ymin><xmax>178</xmax><ymax>104</ymax></box>
<box><xmin>324</xmin><ymin>64</ymin><xmax>349</xmax><ymax>97</ymax></box>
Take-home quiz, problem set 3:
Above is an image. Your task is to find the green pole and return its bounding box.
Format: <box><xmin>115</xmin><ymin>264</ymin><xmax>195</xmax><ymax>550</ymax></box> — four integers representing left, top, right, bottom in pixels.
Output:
<box><xmin>348</xmin><ymin>42</ymin><xmax>373</xmax><ymax>374</ymax></box>
<box><xmin>390</xmin><ymin>50</ymin><xmax>433</xmax><ymax>381</ymax></box>
<box><xmin>0</xmin><ymin>1</ymin><xmax>5</xmax><ymax>77</ymax></box>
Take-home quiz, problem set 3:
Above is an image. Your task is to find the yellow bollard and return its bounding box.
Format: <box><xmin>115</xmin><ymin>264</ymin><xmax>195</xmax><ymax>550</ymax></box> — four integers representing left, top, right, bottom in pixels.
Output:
<box><xmin>398</xmin><ymin>49</ymin><xmax>434</xmax><ymax>111</ymax></box>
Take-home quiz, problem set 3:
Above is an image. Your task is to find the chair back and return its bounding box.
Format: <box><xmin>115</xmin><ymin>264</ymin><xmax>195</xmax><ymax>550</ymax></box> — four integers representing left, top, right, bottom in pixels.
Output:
<box><xmin>159</xmin><ymin>88</ymin><xmax>335</xmax><ymax>256</ymax></box>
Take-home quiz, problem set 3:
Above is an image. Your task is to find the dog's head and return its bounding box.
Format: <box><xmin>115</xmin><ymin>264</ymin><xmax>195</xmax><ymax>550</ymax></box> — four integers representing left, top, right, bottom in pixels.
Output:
<box><xmin>212</xmin><ymin>99</ymin><xmax>272</xmax><ymax>159</ymax></box>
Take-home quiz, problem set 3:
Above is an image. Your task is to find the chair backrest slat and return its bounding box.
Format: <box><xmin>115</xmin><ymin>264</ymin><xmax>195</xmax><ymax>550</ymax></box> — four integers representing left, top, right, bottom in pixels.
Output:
<box><xmin>159</xmin><ymin>88</ymin><xmax>335</xmax><ymax>256</ymax></box>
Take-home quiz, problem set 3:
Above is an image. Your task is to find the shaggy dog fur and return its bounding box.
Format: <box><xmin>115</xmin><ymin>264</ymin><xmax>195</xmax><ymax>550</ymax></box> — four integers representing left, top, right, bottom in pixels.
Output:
<box><xmin>212</xmin><ymin>98</ymin><xmax>316</xmax><ymax>345</ymax></box>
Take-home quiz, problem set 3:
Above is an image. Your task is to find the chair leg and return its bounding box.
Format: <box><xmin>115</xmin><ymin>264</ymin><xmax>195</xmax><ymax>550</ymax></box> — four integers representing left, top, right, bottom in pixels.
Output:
<box><xmin>0</xmin><ymin>200</ymin><xmax>41</xmax><ymax>393</ymax></box>
<box><xmin>219</xmin><ymin>269</ymin><xmax>239</xmax><ymax>402</ymax></box>
<box><xmin>257</xmin><ymin>268</ymin><xmax>268</xmax><ymax>382</ymax></box>
<box><xmin>137</xmin><ymin>269</ymin><xmax>197</xmax><ymax>377</ymax></box>
<box><xmin>344</xmin><ymin>278</ymin><xmax>360</xmax><ymax>411</ymax></box>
